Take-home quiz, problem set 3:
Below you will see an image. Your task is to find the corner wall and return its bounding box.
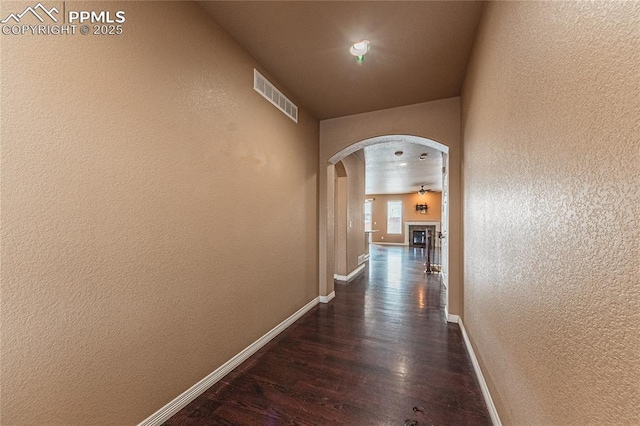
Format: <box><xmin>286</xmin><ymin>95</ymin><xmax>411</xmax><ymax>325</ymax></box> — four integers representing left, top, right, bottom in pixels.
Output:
<box><xmin>334</xmin><ymin>154</ymin><xmax>366</xmax><ymax>277</ymax></box>
<box><xmin>462</xmin><ymin>1</ymin><xmax>639</xmax><ymax>424</ymax></box>
<box><xmin>0</xmin><ymin>1</ymin><xmax>319</xmax><ymax>424</ymax></box>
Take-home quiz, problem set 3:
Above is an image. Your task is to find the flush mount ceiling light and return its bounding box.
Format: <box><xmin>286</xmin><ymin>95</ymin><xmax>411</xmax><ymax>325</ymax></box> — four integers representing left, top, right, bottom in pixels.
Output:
<box><xmin>419</xmin><ymin>153</ymin><xmax>428</xmax><ymax>160</ymax></box>
<box><xmin>394</xmin><ymin>150</ymin><xmax>403</xmax><ymax>157</ymax></box>
<box><xmin>350</xmin><ymin>39</ymin><xmax>370</xmax><ymax>62</ymax></box>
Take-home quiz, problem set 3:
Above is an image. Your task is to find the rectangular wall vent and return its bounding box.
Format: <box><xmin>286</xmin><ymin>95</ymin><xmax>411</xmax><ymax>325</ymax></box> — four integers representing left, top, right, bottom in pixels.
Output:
<box><xmin>253</xmin><ymin>69</ymin><xmax>298</xmax><ymax>123</ymax></box>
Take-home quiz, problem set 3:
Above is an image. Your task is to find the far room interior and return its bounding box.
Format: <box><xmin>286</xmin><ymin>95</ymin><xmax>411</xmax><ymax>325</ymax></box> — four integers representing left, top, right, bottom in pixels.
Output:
<box><xmin>333</xmin><ymin>140</ymin><xmax>447</xmax><ymax>285</ymax></box>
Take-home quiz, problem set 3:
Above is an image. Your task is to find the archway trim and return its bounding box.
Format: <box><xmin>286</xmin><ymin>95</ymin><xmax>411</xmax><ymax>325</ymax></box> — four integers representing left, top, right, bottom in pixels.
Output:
<box><xmin>328</xmin><ymin>134</ymin><xmax>449</xmax><ymax>165</ymax></box>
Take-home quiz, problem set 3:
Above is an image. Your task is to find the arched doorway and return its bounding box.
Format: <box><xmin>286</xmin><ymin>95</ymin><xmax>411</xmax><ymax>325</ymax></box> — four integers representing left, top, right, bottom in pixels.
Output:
<box><xmin>322</xmin><ymin>134</ymin><xmax>452</xmax><ymax>320</ymax></box>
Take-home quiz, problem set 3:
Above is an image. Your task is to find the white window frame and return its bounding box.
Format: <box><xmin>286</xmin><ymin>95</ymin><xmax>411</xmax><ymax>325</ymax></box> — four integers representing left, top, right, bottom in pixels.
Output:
<box><xmin>364</xmin><ymin>201</ymin><xmax>372</xmax><ymax>232</ymax></box>
<box><xmin>387</xmin><ymin>200</ymin><xmax>402</xmax><ymax>234</ymax></box>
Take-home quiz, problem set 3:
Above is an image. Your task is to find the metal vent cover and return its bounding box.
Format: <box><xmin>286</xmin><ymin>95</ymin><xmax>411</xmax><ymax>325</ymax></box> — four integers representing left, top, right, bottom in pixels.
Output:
<box><xmin>253</xmin><ymin>69</ymin><xmax>298</xmax><ymax>123</ymax></box>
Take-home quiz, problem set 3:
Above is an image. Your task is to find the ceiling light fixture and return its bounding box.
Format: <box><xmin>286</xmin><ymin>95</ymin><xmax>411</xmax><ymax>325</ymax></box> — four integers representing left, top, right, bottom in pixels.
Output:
<box><xmin>418</xmin><ymin>185</ymin><xmax>428</xmax><ymax>195</ymax></box>
<box><xmin>350</xmin><ymin>39</ymin><xmax>370</xmax><ymax>62</ymax></box>
<box><xmin>394</xmin><ymin>150</ymin><xmax>403</xmax><ymax>157</ymax></box>
<box><xmin>419</xmin><ymin>153</ymin><xmax>428</xmax><ymax>160</ymax></box>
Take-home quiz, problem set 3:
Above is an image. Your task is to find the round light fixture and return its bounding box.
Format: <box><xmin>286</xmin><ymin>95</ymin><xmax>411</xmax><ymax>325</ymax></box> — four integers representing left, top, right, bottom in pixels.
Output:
<box><xmin>350</xmin><ymin>40</ymin><xmax>370</xmax><ymax>62</ymax></box>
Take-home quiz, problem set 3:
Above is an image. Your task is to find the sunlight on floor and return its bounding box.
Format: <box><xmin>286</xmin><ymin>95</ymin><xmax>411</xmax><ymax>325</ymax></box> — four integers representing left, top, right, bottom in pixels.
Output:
<box><xmin>386</xmin><ymin>249</ymin><xmax>404</xmax><ymax>289</ymax></box>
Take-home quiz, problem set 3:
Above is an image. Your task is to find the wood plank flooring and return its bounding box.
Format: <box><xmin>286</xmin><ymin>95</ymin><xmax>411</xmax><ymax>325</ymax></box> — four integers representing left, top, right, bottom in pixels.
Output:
<box><xmin>165</xmin><ymin>245</ymin><xmax>491</xmax><ymax>425</ymax></box>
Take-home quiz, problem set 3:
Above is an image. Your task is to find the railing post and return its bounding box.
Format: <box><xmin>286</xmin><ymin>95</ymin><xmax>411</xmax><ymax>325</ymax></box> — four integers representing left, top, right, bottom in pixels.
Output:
<box><xmin>425</xmin><ymin>231</ymin><xmax>432</xmax><ymax>273</ymax></box>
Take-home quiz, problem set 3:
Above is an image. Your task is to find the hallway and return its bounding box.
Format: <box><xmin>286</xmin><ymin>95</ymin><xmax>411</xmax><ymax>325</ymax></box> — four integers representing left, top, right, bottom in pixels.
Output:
<box><xmin>166</xmin><ymin>245</ymin><xmax>491</xmax><ymax>425</ymax></box>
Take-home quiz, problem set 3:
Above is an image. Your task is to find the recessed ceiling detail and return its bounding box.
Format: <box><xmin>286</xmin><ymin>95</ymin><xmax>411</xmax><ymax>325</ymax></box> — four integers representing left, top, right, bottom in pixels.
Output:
<box><xmin>364</xmin><ymin>139</ymin><xmax>443</xmax><ymax>195</ymax></box>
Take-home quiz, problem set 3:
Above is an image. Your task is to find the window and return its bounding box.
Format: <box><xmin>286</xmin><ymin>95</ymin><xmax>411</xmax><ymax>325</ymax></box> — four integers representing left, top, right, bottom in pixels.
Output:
<box><xmin>387</xmin><ymin>201</ymin><xmax>402</xmax><ymax>234</ymax></box>
<box><xmin>364</xmin><ymin>201</ymin><xmax>372</xmax><ymax>232</ymax></box>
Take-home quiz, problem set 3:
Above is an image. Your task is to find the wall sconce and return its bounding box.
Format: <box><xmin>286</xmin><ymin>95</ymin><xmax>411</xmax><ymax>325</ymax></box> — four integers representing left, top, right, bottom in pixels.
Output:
<box><xmin>416</xmin><ymin>203</ymin><xmax>428</xmax><ymax>214</ymax></box>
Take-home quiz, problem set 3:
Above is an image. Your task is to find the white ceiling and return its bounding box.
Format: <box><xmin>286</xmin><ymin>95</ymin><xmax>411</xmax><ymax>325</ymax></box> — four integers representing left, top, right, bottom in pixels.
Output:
<box><xmin>364</xmin><ymin>141</ymin><xmax>442</xmax><ymax>195</ymax></box>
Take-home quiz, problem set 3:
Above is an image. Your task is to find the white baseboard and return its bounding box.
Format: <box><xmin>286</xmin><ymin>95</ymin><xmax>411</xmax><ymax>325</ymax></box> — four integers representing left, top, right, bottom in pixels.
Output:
<box><xmin>372</xmin><ymin>242</ymin><xmax>406</xmax><ymax>246</ymax></box>
<box><xmin>138</xmin><ymin>297</ymin><xmax>320</xmax><ymax>426</ymax></box>
<box><xmin>333</xmin><ymin>263</ymin><xmax>365</xmax><ymax>282</ymax></box>
<box><xmin>458</xmin><ymin>319</ymin><xmax>502</xmax><ymax>426</ymax></box>
<box><xmin>445</xmin><ymin>306</ymin><xmax>459</xmax><ymax>323</ymax></box>
<box><xmin>357</xmin><ymin>253</ymin><xmax>370</xmax><ymax>265</ymax></box>
<box><xmin>319</xmin><ymin>291</ymin><xmax>335</xmax><ymax>304</ymax></box>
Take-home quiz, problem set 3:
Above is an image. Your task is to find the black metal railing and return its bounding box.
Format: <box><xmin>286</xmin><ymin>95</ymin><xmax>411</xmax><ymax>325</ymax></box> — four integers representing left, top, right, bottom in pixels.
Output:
<box><xmin>424</xmin><ymin>231</ymin><xmax>441</xmax><ymax>274</ymax></box>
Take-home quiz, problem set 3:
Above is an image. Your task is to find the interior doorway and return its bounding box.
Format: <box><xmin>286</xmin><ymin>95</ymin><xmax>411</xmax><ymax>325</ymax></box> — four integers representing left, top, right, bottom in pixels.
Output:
<box><xmin>325</xmin><ymin>135</ymin><xmax>450</xmax><ymax>317</ymax></box>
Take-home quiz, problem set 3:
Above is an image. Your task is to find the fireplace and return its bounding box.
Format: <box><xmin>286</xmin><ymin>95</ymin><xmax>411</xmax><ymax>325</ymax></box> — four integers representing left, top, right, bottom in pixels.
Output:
<box><xmin>412</xmin><ymin>230</ymin><xmax>426</xmax><ymax>247</ymax></box>
<box><xmin>406</xmin><ymin>222</ymin><xmax>441</xmax><ymax>248</ymax></box>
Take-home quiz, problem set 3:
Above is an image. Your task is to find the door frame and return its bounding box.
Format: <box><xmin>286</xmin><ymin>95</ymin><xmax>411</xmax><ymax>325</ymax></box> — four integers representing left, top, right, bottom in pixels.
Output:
<box><xmin>322</xmin><ymin>135</ymin><xmax>451</xmax><ymax>318</ymax></box>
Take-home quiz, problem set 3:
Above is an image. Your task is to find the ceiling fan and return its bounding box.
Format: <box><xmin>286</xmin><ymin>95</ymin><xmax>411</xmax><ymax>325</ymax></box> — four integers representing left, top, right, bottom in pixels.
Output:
<box><xmin>418</xmin><ymin>185</ymin><xmax>431</xmax><ymax>195</ymax></box>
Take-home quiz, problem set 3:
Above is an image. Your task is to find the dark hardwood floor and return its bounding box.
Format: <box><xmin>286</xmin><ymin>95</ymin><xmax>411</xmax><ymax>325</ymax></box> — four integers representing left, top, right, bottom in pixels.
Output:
<box><xmin>165</xmin><ymin>245</ymin><xmax>491</xmax><ymax>425</ymax></box>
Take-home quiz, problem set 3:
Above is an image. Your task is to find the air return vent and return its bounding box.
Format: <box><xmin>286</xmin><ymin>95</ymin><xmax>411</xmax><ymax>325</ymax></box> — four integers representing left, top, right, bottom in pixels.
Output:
<box><xmin>253</xmin><ymin>69</ymin><xmax>298</xmax><ymax>123</ymax></box>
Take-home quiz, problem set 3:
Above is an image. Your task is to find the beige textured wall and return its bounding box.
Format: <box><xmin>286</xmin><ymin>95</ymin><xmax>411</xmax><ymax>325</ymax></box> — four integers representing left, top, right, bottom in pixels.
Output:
<box><xmin>319</xmin><ymin>98</ymin><xmax>462</xmax><ymax>314</ymax></box>
<box><xmin>0</xmin><ymin>1</ymin><xmax>319</xmax><ymax>424</ymax></box>
<box><xmin>370</xmin><ymin>192</ymin><xmax>442</xmax><ymax>244</ymax></box>
<box><xmin>462</xmin><ymin>1</ymin><xmax>639</xmax><ymax>424</ymax></box>
<box><xmin>334</xmin><ymin>168</ymin><xmax>348</xmax><ymax>275</ymax></box>
<box><xmin>343</xmin><ymin>154</ymin><xmax>366</xmax><ymax>274</ymax></box>
<box><xmin>333</xmin><ymin>154</ymin><xmax>366</xmax><ymax>276</ymax></box>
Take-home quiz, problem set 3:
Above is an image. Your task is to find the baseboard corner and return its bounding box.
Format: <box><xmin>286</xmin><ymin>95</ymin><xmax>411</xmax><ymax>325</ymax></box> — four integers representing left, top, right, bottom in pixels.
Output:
<box><xmin>333</xmin><ymin>264</ymin><xmax>366</xmax><ymax>282</ymax></box>
<box><xmin>319</xmin><ymin>291</ymin><xmax>335</xmax><ymax>304</ymax></box>
<box><xmin>445</xmin><ymin>306</ymin><xmax>459</xmax><ymax>323</ymax></box>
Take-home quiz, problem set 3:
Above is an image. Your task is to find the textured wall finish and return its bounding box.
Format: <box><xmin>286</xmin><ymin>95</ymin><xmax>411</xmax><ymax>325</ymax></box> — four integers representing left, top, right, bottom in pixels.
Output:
<box><xmin>335</xmin><ymin>168</ymin><xmax>348</xmax><ymax>275</ymax></box>
<box><xmin>334</xmin><ymin>154</ymin><xmax>366</xmax><ymax>277</ymax></box>
<box><xmin>462</xmin><ymin>1</ymin><xmax>639</xmax><ymax>424</ymax></box>
<box><xmin>343</xmin><ymin>154</ymin><xmax>366</xmax><ymax>275</ymax></box>
<box><xmin>319</xmin><ymin>98</ymin><xmax>463</xmax><ymax>315</ymax></box>
<box><xmin>0</xmin><ymin>1</ymin><xmax>319</xmax><ymax>424</ymax></box>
